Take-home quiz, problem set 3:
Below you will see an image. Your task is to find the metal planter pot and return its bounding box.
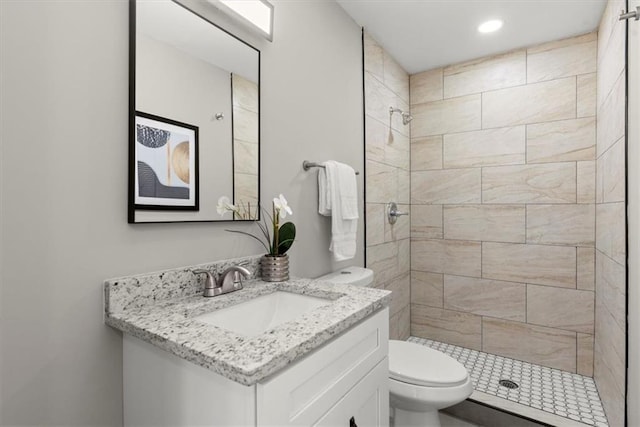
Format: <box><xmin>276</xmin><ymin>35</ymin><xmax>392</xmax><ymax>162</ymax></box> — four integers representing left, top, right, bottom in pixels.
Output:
<box><xmin>260</xmin><ymin>254</ymin><xmax>289</xmax><ymax>282</ymax></box>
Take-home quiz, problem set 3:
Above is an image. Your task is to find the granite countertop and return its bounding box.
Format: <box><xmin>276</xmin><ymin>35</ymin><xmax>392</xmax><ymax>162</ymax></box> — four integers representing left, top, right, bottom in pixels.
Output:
<box><xmin>104</xmin><ymin>266</ymin><xmax>391</xmax><ymax>386</ymax></box>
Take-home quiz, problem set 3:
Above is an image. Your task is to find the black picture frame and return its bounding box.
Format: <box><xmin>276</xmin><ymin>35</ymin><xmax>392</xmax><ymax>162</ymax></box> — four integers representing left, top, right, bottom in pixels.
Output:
<box><xmin>133</xmin><ymin>111</ymin><xmax>199</xmax><ymax>211</ymax></box>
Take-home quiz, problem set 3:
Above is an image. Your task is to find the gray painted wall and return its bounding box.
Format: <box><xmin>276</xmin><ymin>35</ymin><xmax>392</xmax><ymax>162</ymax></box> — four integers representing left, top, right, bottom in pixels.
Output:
<box><xmin>0</xmin><ymin>0</ymin><xmax>363</xmax><ymax>425</ymax></box>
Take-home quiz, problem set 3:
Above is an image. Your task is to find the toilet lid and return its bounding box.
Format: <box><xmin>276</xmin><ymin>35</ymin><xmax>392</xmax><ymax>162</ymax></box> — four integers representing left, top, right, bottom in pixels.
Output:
<box><xmin>389</xmin><ymin>340</ymin><xmax>469</xmax><ymax>387</ymax></box>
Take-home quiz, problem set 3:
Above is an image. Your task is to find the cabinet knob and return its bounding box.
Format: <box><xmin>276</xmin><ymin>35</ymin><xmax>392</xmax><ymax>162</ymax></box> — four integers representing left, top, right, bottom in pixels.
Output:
<box><xmin>349</xmin><ymin>416</ymin><xmax>358</xmax><ymax>427</ymax></box>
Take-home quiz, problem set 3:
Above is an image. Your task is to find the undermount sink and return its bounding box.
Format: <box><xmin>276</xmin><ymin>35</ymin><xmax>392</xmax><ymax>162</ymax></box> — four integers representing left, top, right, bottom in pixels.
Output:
<box><xmin>194</xmin><ymin>291</ymin><xmax>332</xmax><ymax>337</ymax></box>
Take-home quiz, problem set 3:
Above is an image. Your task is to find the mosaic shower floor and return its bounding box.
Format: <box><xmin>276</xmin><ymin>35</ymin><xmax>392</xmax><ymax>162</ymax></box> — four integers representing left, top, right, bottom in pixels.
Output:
<box><xmin>408</xmin><ymin>337</ymin><xmax>609</xmax><ymax>426</ymax></box>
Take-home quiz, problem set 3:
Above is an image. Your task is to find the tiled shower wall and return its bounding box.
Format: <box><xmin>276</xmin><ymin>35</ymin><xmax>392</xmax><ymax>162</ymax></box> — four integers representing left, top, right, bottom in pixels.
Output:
<box><xmin>364</xmin><ymin>32</ymin><xmax>411</xmax><ymax>340</ymax></box>
<box><xmin>232</xmin><ymin>74</ymin><xmax>259</xmax><ymax>213</ymax></box>
<box><xmin>594</xmin><ymin>1</ymin><xmax>627</xmax><ymax>426</ymax></box>
<box><xmin>409</xmin><ymin>33</ymin><xmax>598</xmax><ymax>375</ymax></box>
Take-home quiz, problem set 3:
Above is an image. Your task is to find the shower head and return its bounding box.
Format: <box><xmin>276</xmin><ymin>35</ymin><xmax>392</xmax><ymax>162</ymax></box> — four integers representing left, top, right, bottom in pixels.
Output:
<box><xmin>389</xmin><ymin>106</ymin><xmax>413</xmax><ymax>126</ymax></box>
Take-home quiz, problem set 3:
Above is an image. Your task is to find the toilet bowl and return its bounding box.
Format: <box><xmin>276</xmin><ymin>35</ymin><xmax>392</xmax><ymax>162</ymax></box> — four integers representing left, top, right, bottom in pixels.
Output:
<box><xmin>389</xmin><ymin>340</ymin><xmax>473</xmax><ymax>426</ymax></box>
<box><xmin>318</xmin><ymin>267</ymin><xmax>474</xmax><ymax>427</ymax></box>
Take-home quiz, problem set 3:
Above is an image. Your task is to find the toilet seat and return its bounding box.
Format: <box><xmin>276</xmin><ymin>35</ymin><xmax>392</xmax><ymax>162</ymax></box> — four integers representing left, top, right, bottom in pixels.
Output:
<box><xmin>389</xmin><ymin>340</ymin><xmax>469</xmax><ymax>387</ymax></box>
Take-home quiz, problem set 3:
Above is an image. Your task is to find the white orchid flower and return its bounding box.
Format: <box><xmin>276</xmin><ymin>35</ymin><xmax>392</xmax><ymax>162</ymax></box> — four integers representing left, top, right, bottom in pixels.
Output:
<box><xmin>216</xmin><ymin>196</ymin><xmax>238</xmax><ymax>216</ymax></box>
<box><xmin>273</xmin><ymin>194</ymin><xmax>293</xmax><ymax>219</ymax></box>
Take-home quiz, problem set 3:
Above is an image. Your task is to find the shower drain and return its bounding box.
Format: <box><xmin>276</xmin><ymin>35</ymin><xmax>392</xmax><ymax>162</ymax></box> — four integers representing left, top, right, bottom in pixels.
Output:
<box><xmin>498</xmin><ymin>379</ymin><xmax>519</xmax><ymax>389</ymax></box>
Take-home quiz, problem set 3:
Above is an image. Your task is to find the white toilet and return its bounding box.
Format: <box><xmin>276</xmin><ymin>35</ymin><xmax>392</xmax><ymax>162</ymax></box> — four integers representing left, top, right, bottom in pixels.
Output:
<box><xmin>318</xmin><ymin>267</ymin><xmax>474</xmax><ymax>427</ymax></box>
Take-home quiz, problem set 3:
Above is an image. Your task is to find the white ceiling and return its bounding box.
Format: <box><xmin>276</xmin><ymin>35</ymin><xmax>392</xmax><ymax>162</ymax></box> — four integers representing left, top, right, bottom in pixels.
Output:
<box><xmin>336</xmin><ymin>0</ymin><xmax>607</xmax><ymax>74</ymax></box>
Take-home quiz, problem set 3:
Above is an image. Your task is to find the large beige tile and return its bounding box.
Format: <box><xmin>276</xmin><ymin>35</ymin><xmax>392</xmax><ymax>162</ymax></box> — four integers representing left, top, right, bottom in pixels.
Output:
<box><xmin>366</xmin><ymin>160</ymin><xmax>397</xmax><ymax>203</ymax></box>
<box><xmin>597</xmin><ymin>71</ymin><xmax>625</xmax><ymax>157</ymax></box>
<box><xmin>527</xmin><ymin>32</ymin><xmax>597</xmax><ymax>83</ymax></box>
<box><xmin>234</xmin><ymin>173</ymin><xmax>258</xmax><ymax>205</ymax></box>
<box><xmin>597</xmin><ymin>14</ymin><xmax>625</xmax><ymax>109</ymax></box>
<box><xmin>363</xmin><ymin>31</ymin><xmax>383</xmax><ymax>82</ymax></box>
<box><xmin>594</xmin><ymin>276</ymin><xmax>626</xmax><ymax>419</ymax></box>
<box><xmin>526</xmin><ymin>204</ymin><xmax>595</xmax><ymax>246</ymax></box>
<box><xmin>411</xmin><ymin>304</ymin><xmax>482</xmax><ymax>350</ymax></box>
<box><xmin>526</xmin><ymin>117</ymin><xmax>596</xmax><ymax>163</ymax></box>
<box><xmin>412</xmin><ymin>169</ymin><xmax>481</xmax><ymax>204</ymax></box>
<box><xmin>482</xmin><ymin>318</ymin><xmax>577</xmax><ymax>372</ymax></box>
<box><xmin>482</xmin><ymin>163</ymin><xmax>576</xmax><ymax>204</ymax></box>
<box><xmin>398</xmin><ymin>238</ymin><xmax>410</xmax><ymax>277</ymax></box>
<box><xmin>391</xmin><ymin>305</ymin><xmax>411</xmax><ymax>341</ymax></box>
<box><xmin>595</xmin><ymin>292</ymin><xmax>626</xmax><ymax>379</ymax></box>
<box><xmin>577</xmin><ymin>160</ymin><xmax>596</xmax><ymax>204</ymax></box>
<box><xmin>366</xmin><ymin>203</ymin><xmax>385</xmax><ymax>247</ymax></box>
<box><xmin>365</xmin><ymin>116</ymin><xmax>387</xmax><ymax>164</ymax></box>
<box><xmin>231</xmin><ymin>75</ymin><xmax>258</xmax><ymax>113</ymax></box>
<box><xmin>596</xmin><ymin>202</ymin><xmax>626</xmax><ymax>265</ymax></box>
<box><xmin>410</xmin><ymin>204</ymin><xmax>443</xmax><ymax>240</ymax></box>
<box><xmin>412</xmin><ymin>94</ymin><xmax>481</xmax><ymax>137</ymax></box>
<box><xmin>482</xmin><ymin>77</ymin><xmax>576</xmax><ymax>128</ymax></box>
<box><xmin>410</xmin><ymin>68</ymin><xmax>443</xmax><ymax>105</ymax></box>
<box><xmin>385</xmin><ymin>273</ymin><xmax>410</xmax><ymax>317</ymax></box>
<box><xmin>233</xmin><ymin>140</ymin><xmax>258</xmax><ymax>174</ymax></box>
<box><xmin>411</xmin><ymin>136</ymin><xmax>442</xmax><ymax>170</ymax></box>
<box><xmin>411</xmin><ymin>271</ymin><xmax>443</xmax><ymax>308</ymax></box>
<box><xmin>389</xmin><ymin>310</ymin><xmax>401</xmax><ymax>341</ymax></box>
<box><xmin>398</xmin><ymin>169</ymin><xmax>410</xmax><ymax>204</ymax></box>
<box><xmin>601</xmin><ymin>137</ymin><xmax>626</xmax><ymax>203</ymax></box>
<box><xmin>594</xmin><ymin>341</ymin><xmax>625</xmax><ymax>427</ymax></box>
<box><xmin>399</xmin><ymin>305</ymin><xmax>411</xmax><ymax>340</ymax></box>
<box><xmin>444</xmin><ymin>275</ymin><xmax>526</xmax><ymax>322</ymax></box>
<box><xmin>365</xmin><ymin>71</ymin><xmax>410</xmax><ymax>136</ymax></box>
<box><xmin>386</xmin><ymin>128</ymin><xmax>411</xmax><ymax>171</ymax></box>
<box><xmin>383</xmin><ymin>50</ymin><xmax>409</xmax><ymax>103</ymax></box>
<box><xmin>597</xmin><ymin>0</ymin><xmax>625</xmax><ymax>69</ymax></box>
<box><xmin>443</xmin><ymin>126</ymin><xmax>525</xmax><ymax>168</ymax></box>
<box><xmin>577</xmin><ymin>333</ymin><xmax>594</xmax><ymax>377</ymax></box>
<box><xmin>232</xmin><ymin>107</ymin><xmax>259</xmax><ymax>143</ymax></box>
<box><xmin>385</xmin><ymin>203</ymin><xmax>410</xmax><ymax>241</ymax></box>
<box><xmin>577</xmin><ymin>73</ymin><xmax>596</xmax><ymax>118</ymax></box>
<box><xmin>526</xmin><ymin>285</ymin><xmax>594</xmax><ymax>334</ymax></box>
<box><xmin>443</xmin><ymin>49</ymin><xmax>526</xmax><ymax>98</ymax></box>
<box><xmin>482</xmin><ymin>242</ymin><xmax>576</xmax><ymax>288</ymax></box>
<box><xmin>596</xmin><ymin>250</ymin><xmax>626</xmax><ymax>332</ymax></box>
<box><xmin>367</xmin><ymin>241</ymin><xmax>402</xmax><ymax>288</ymax></box>
<box><xmin>577</xmin><ymin>247</ymin><xmax>595</xmax><ymax>291</ymax></box>
<box><xmin>412</xmin><ymin>239</ymin><xmax>481</xmax><ymax>277</ymax></box>
<box><xmin>443</xmin><ymin>204</ymin><xmax>525</xmax><ymax>243</ymax></box>
<box><xmin>596</xmin><ymin>155</ymin><xmax>605</xmax><ymax>204</ymax></box>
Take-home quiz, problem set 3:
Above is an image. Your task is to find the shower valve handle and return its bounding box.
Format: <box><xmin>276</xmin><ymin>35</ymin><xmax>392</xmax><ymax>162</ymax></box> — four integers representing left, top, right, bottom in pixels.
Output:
<box><xmin>387</xmin><ymin>202</ymin><xmax>408</xmax><ymax>225</ymax></box>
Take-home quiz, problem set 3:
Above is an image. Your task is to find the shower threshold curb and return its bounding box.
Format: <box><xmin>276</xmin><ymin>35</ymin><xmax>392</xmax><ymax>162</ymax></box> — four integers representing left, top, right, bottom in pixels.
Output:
<box><xmin>470</xmin><ymin>390</ymin><xmax>595</xmax><ymax>427</ymax></box>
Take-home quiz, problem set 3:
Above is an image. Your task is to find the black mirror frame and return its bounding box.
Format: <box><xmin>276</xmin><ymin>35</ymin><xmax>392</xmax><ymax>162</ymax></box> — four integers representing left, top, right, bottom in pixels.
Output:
<box><xmin>128</xmin><ymin>0</ymin><xmax>261</xmax><ymax>224</ymax></box>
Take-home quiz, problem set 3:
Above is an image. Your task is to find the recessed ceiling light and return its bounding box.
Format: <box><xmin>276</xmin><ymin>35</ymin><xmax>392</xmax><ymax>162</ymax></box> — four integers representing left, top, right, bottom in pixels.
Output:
<box><xmin>478</xmin><ymin>19</ymin><xmax>503</xmax><ymax>34</ymax></box>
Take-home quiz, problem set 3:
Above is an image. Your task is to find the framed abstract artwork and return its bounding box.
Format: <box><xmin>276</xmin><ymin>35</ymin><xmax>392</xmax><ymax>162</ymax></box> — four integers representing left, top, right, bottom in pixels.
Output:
<box><xmin>133</xmin><ymin>112</ymin><xmax>199</xmax><ymax>210</ymax></box>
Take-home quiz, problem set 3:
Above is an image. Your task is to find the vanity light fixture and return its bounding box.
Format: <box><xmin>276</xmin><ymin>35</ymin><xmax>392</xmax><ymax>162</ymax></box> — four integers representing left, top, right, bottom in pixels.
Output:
<box><xmin>478</xmin><ymin>19</ymin><xmax>503</xmax><ymax>34</ymax></box>
<box><xmin>211</xmin><ymin>0</ymin><xmax>274</xmax><ymax>41</ymax></box>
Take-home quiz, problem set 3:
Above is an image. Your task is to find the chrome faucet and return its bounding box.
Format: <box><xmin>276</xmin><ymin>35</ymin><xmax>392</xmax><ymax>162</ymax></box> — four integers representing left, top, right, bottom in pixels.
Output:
<box><xmin>192</xmin><ymin>265</ymin><xmax>252</xmax><ymax>297</ymax></box>
<box><xmin>219</xmin><ymin>265</ymin><xmax>252</xmax><ymax>294</ymax></box>
<box><xmin>191</xmin><ymin>265</ymin><xmax>251</xmax><ymax>297</ymax></box>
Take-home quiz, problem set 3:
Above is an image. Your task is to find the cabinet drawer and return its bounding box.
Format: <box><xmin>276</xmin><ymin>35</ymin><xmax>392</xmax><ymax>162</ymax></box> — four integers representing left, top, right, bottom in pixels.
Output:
<box><xmin>316</xmin><ymin>358</ymin><xmax>389</xmax><ymax>427</ymax></box>
<box><xmin>257</xmin><ymin>308</ymin><xmax>389</xmax><ymax>426</ymax></box>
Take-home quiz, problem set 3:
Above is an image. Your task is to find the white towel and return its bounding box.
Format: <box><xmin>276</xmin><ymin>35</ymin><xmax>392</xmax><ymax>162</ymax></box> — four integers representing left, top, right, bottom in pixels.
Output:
<box><xmin>318</xmin><ymin>167</ymin><xmax>331</xmax><ymax>216</ymax></box>
<box><xmin>320</xmin><ymin>161</ymin><xmax>359</xmax><ymax>261</ymax></box>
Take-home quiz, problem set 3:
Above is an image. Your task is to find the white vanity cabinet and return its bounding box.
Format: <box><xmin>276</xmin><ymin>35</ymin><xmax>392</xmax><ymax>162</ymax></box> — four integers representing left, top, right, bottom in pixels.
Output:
<box><xmin>123</xmin><ymin>308</ymin><xmax>389</xmax><ymax>427</ymax></box>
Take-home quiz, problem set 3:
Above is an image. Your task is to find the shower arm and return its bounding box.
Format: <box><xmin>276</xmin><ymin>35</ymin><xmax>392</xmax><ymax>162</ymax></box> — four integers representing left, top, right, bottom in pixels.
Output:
<box><xmin>389</xmin><ymin>106</ymin><xmax>413</xmax><ymax>125</ymax></box>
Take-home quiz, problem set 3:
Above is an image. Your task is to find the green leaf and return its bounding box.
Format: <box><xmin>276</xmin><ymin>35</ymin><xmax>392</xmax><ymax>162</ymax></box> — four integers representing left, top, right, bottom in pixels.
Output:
<box><xmin>277</xmin><ymin>222</ymin><xmax>296</xmax><ymax>255</ymax></box>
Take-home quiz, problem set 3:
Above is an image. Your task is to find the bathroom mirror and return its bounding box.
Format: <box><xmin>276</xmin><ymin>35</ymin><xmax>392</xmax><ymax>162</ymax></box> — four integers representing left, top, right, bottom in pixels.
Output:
<box><xmin>129</xmin><ymin>0</ymin><xmax>260</xmax><ymax>223</ymax></box>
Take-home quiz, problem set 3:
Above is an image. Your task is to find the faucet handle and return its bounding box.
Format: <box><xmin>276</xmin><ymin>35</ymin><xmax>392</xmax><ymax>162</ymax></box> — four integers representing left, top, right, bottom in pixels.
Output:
<box><xmin>192</xmin><ymin>269</ymin><xmax>221</xmax><ymax>297</ymax></box>
<box><xmin>220</xmin><ymin>265</ymin><xmax>252</xmax><ymax>292</ymax></box>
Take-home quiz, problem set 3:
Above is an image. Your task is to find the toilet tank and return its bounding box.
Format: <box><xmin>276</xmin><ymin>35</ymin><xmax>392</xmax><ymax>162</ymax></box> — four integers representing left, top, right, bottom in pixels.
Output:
<box><xmin>317</xmin><ymin>267</ymin><xmax>374</xmax><ymax>287</ymax></box>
